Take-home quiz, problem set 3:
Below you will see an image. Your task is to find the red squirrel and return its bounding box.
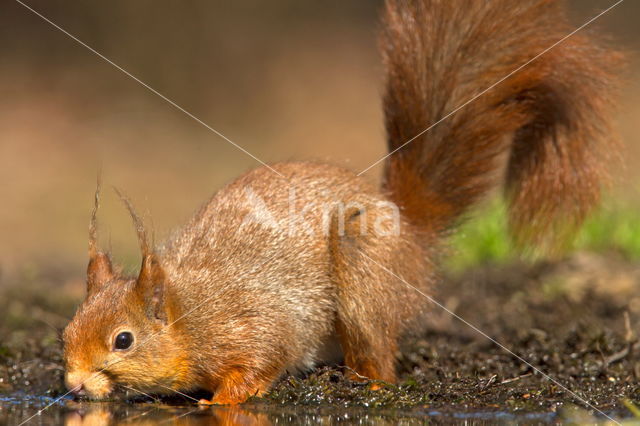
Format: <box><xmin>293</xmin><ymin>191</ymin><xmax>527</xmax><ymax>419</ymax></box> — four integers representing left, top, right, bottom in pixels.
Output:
<box><xmin>63</xmin><ymin>0</ymin><xmax>622</xmax><ymax>405</ymax></box>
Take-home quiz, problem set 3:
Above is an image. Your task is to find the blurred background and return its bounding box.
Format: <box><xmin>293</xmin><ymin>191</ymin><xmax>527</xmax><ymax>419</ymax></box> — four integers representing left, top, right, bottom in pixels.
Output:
<box><xmin>0</xmin><ymin>0</ymin><xmax>638</xmax><ymax>285</ymax></box>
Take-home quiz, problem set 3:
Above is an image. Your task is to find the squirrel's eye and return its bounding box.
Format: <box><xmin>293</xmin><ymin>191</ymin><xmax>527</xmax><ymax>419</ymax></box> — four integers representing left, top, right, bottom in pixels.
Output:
<box><xmin>114</xmin><ymin>331</ymin><xmax>134</xmax><ymax>350</ymax></box>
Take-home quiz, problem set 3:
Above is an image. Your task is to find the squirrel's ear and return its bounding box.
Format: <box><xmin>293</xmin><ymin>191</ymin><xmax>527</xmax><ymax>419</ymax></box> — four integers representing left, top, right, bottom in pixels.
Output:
<box><xmin>86</xmin><ymin>174</ymin><xmax>114</xmax><ymax>294</ymax></box>
<box><xmin>135</xmin><ymin>254</ymin><xmax>167</xmax><ymax>324</ymax></box>
<box><xmin>87</xmin><ymin>252</ymin><xmax>114</xmax><ymax>294</ymax></box>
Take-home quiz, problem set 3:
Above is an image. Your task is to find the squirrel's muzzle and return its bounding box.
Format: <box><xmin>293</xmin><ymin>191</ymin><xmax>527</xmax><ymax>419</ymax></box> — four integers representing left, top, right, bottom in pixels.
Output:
<box><xmin>65</xmin><ymin>370</ymin><xmax>113</xmax><ymax>399</ymax></box>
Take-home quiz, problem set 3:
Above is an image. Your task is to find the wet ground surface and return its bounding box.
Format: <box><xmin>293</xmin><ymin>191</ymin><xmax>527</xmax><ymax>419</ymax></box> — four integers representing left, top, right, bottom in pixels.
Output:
<box><xmin>2</xmin><ymin>252</ymin><xmax>640</xmax><ymax>424</ymax></box>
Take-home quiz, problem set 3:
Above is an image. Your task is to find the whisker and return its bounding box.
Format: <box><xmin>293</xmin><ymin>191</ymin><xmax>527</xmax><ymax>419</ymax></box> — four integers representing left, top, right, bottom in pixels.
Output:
<box><xmin>119</xmin><ymin>384</ymin><xmax>160</xmax><ymax>403</ymax></box>
<box><xmin>153</xmin><ymin>382</ymin><xmax>200</xmax><ymax>403</ymax></box>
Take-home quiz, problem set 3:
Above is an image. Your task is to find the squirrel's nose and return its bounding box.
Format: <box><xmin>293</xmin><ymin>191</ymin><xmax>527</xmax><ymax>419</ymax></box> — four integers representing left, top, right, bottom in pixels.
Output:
<box><xmin>70</xmin><ymin>384</ymin><xmax>86</xmax><ymax>396</ymax></box>
<box><xmin>65</xmin><ymin>371</ymin><xmax>88</xmax><ymax>396</ymax></box>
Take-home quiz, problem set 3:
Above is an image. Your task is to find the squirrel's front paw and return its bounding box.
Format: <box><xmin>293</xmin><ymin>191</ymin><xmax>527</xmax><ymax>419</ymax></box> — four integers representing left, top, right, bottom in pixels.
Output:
<box><xmin>197</xmin><ymin>393</ymin><xmax>247</xmax><ymax>406</ymax></box>
<box><xmin>197</xmin><ymin>397</ymin><xmax>243</xmax><ymax>406</ymax></box>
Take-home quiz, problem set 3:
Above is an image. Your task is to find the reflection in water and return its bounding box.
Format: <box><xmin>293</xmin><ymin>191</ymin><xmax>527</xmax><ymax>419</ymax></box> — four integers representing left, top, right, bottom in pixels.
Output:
<box><xmin>3</xmin><ymin>397</ymin><xmax>435</xmax><ymax>425</ymax></box>
<box><xmin>61</xmin><ymin>401</ymin><xmax>439</xmax><ymax>425</ymax></box>
<box><xmin>63</xmin><ymin>403</ymin><xmax>273</xmax><ymax>426</ymax></box>
<box><xmin>2</xmin><ymin>395</ymin><xmax>561</xmax><ymax>425</ymax></box>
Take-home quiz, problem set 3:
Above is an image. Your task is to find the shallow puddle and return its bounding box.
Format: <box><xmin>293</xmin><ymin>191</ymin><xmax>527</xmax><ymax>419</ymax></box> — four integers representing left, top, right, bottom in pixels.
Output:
<box><xmin>0</xmin><ymin>393</ymin><xmax>599</xmax><ymax>425</ymax></box>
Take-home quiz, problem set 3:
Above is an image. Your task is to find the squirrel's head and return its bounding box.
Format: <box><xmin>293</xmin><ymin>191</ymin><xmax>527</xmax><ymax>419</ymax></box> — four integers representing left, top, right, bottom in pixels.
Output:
<box><xmin>63</xmin><ymin>183</ymin><xmax>189</xmax><ymax>399</ymax></box>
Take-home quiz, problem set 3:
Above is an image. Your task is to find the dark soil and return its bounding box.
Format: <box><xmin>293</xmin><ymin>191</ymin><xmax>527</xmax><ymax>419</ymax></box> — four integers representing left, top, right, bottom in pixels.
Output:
<box><xmin>2</xmin><ymin>252</ymin><xmax>640</xmax><ymax>423</ymax></box>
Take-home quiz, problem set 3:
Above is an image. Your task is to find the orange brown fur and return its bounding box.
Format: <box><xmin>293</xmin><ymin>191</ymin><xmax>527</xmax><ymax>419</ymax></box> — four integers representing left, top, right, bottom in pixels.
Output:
<box><xmin>63</xmin><ymin>0</ymin><xmax>622</xmax><ymax>405</ymax></box>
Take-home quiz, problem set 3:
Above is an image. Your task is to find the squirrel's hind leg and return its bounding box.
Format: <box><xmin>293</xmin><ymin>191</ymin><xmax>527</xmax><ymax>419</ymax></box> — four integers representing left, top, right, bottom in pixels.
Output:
<box><xmin>329</xmin><ymin>205</ymin><xmax>401</xmax><ymax>385</ymax></box>
<box><xmin>335</xmin><ymin>316</ymin><xmax>397</xmax><ymax>385</ymax></box>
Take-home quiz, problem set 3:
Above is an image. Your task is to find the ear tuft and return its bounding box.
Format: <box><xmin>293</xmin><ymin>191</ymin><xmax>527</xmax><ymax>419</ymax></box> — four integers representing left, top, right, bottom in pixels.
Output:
<box><xmin>86</xmin><ymin>173</ymin><xmax>114</xmax><ymax>294</ymax></box>
<box><xmin>113</xmin><ymin>187</ymin><xmax>151</xmax><ymax>258</ymax></box>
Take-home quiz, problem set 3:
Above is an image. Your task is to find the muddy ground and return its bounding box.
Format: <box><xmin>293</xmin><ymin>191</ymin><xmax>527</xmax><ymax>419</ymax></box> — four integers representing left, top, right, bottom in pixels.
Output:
<box><xmin>1</xmin><ymin>251</ymin><xmax>640</xmax><ymax>422</ymax></box>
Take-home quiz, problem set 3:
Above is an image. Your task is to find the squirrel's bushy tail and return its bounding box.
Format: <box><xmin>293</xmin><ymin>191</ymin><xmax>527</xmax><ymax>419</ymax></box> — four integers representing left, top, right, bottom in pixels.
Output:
<box><xmin>381</xmin><ymin>0</ymin><xmax>623</xmax><ymax>250</ymax></box>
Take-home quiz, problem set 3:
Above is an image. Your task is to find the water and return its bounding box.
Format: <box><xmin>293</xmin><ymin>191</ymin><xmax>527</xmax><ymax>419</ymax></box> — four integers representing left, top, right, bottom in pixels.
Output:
<box><xmin>0</xmin><ymin>394</ymin><xmax>568</xmax><ymax>425</ymax></box>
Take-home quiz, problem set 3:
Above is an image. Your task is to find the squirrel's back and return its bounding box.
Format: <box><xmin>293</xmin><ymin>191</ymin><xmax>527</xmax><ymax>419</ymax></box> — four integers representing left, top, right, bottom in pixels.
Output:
<box><xmin>160</xmin><ymin>161</ymin><xmax>423</xmax><ymax>372</ymax></box>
